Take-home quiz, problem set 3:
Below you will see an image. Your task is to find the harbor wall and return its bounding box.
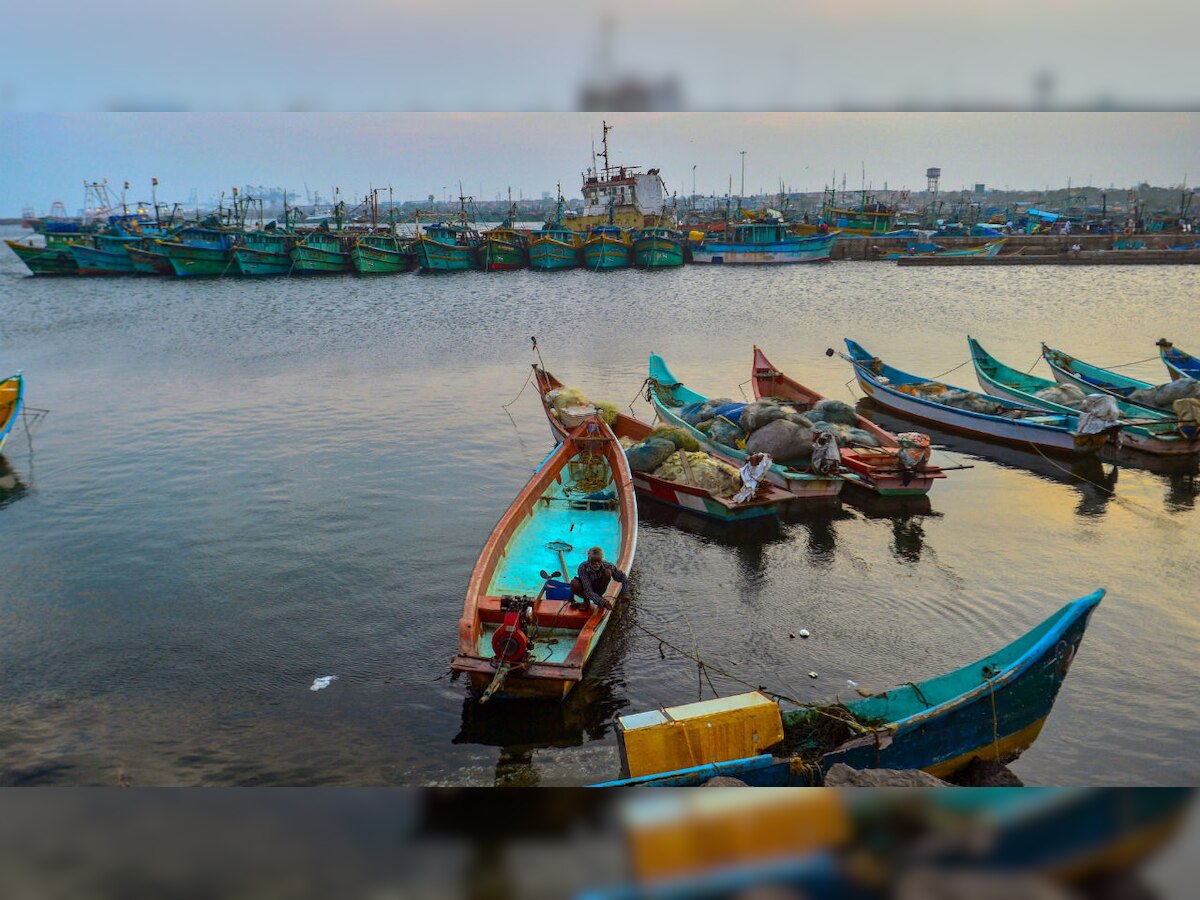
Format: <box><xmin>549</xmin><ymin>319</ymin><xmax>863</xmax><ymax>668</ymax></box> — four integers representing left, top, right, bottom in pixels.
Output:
<box><xmin>830</xmin><ymin>233</ymin><xmax>1197</xmax><ymax>261</ymax></box>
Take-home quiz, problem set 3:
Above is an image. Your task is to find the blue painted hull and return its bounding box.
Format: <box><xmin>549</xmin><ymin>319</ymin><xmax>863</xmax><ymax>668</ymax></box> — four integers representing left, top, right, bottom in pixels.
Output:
<box><xmin>692</xmin><ymin>233</ymin><xmax>835</xmax><ymax>264</ymax></box>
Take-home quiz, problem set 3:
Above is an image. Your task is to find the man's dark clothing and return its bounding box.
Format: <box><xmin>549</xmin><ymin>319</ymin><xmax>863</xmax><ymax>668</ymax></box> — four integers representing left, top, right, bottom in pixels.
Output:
<box><xmin>570</xmin><ymin>560</ymin><xmax>627</xmax><ymax>606</ymax></box>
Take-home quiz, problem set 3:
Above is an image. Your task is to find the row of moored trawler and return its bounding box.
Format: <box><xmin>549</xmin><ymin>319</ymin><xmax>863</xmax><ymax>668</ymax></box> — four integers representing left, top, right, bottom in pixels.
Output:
<box><xmin>7</xmin><ymin>122</ymin><xmax>840</xmax><ymax>277</ymax></box>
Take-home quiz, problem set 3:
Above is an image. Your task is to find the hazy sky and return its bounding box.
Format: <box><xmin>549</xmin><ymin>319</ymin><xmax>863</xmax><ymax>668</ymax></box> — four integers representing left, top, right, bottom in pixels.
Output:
<box><xmin>2</xmin><ymin>113</ymin><xmax>1197</xmax><ymax>214</ymax></box>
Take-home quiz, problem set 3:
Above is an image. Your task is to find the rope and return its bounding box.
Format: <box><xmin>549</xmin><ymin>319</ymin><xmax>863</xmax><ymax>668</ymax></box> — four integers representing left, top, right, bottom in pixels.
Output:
<box><xmin>501</xmin><ymin>369</ymin><xmax>533</xmax><ymax>410</ymax></box>
<box><xmin>988</xmin><ymin>678</ymin><xmax>1001</xmax><ymax>762</ymax></box>
<box><xmin>929</xmin><ymin>359</ymin><xmax>970</xmax><ymax>381</ymax></box>
<box><xmin>1100</xmin><ymin>355</ymin><xmax>1160</xmax><ymax>370</ymax></box>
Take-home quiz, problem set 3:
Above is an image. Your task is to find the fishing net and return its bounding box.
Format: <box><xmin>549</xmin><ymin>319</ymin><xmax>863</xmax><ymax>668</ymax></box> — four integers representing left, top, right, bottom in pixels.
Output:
<box><xmin>739</xmin><ymin>400</ymin><xmax>789</xmax><ymax>433</ymax></box>
<box><xmin>652</xmin><ymin>451</ymin><xmax>742</xmax><ymax>497</ymax></box>
<box><xmin>648</xmin><ymin>424</ymin><xmax>700</xmax><ymax>452</ymax></box>
<box><xmin>625</xmin><ymin>438</ymin><xmax>676</xmax><ymax>473</ymax></box>
<box><xmin>781</xmin><ymin>705</ymin><xmax>886</xmax><ymax>771</ymax></box>
<box><xmin>1129</xmin><ymin>377</ymin><xmax>1200</xmax><ymax>409</ymax></box>
<box><xmin>594</xmin><ymin>400</ymin><xmax>620</xmax><ymax>425</ymax></box>
<box><xmin>706</xmin><ymin>415</ymin><xmax>747</xmax><ymax>450</ymax></box>
<box><xmin>745</xmin><ymin>418</ymin><xmax>813</xmax><ymax>464</ymax></box>
<box><xmin>812</xmin><ymin>398</ymin><xmax>859</xmax><ymax>426</ymax></box>
<box><xmin>1034</xmin><ymin>383</ymin><xmax>1087</xmax><ymax>409</ymax></box>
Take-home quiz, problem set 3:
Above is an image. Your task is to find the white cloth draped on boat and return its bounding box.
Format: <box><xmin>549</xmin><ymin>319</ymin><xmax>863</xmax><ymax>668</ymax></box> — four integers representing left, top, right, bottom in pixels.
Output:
<box><xmin>733</xmin><ymin>454</ymin><xmax>773</xmax><ymax>503</ymax></box>
<box><xmin>1076</xmin><ymin>395</ymin><xmax>1121</xmax><ymax>434</ymax></box>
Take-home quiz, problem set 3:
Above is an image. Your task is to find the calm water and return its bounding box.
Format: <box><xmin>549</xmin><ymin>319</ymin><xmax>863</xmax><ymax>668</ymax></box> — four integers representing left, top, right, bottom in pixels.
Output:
<box><xmin>0</xmin><ymin>226</ymin><xmax>1196</xmax><ymax>786</ymax></box>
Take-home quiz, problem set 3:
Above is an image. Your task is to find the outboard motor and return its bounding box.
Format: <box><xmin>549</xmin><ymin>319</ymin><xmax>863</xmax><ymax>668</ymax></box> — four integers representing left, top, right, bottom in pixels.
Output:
<box><xmin>492</xmin><ymin>595</ymin><xmax>536</xmax><ymax>663</ymax></box>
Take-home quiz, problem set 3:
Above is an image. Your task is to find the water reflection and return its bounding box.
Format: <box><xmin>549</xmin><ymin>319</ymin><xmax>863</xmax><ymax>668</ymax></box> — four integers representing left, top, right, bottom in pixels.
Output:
<box><xmin>0</xmin><ymin>455</ymin><xmax>26</xmax><ymax>507</ymax></box>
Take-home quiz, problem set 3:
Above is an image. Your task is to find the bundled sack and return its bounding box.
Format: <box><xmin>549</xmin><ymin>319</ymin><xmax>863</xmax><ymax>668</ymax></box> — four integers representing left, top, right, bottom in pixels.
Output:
<box><xmin>740</xmin><ymin>400</ymin><xmax>789</xmax><ymax>432</ymax></box>
<box><xmin>1128</xmin><ymin>377</ymin><xmax>1200</xmax><ymax>410</ymax></box>
<box><xmin>1034</xmin><ymin>383</ymin><xmax>1088</xmax><ymax>409</ymax></box>
<box><xmin>1076</xmin><ymin>394</ymin><xmax>1121</xmax><ymax>434</ymax></box>
<box><xmin>707</xmin><ymin>415</ymin><xmax>747</xmax><ymax>449</ymax></box>
<box><xmin>625</xmin><ymin>438</ymin><xmax>677</xmax><ymax>473</ymax></box>
<box><xmin>812</xmin><ymin>398</ymin><xmax>859</xmax><ymax>426</ymax></box>
<box><xmin>653</xmin><ymin>451</ymin><xmax>742</xmax><ymax>498</ymax></box>
<box><xmin>745</xmin><ymin>418</ymin><xmax>813</xmax><ymax>464</ymax></box>
<box><xmin>679</xmin><ymin>401</ymin><xmax>709</xmax><ymax>426</ymax></box>
<box><xmin>813</xmin><ymin>421</ymin><xmax>880</xmax><ymax>449</ymax></box>
<box><xmin>649</xmin><ymin>424</ymin><xmax>700</xmax><ymax>452</ymax></box>
<box><xmin>939</xmin><ymin>390</ymin><xmax>1008</xmax><ymax>415</ymax></box>
<box><xmin>897</xmin><ymin>433</ymin><xmax>931</xmax><ymax>470</ymax></box>
<box><xmin>1174</xmin><ymin>397</ymin><xmax>1200</xmax><ymax>427</ymax></box>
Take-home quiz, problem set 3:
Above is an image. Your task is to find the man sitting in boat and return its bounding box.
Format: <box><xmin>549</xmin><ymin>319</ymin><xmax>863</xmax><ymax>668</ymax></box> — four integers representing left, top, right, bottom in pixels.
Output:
<box><xmin>570</xmin><ymin>547</ymin><xmax>628</xmax><ymax>611</ymax></box>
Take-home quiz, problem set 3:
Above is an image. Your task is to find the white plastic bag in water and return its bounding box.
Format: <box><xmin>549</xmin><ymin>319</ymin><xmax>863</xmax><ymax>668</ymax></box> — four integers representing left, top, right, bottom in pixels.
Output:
<box><xmin>310</xmin><ymin>675</ymin><xmax>337</xmax><ymax>691</ymax></box>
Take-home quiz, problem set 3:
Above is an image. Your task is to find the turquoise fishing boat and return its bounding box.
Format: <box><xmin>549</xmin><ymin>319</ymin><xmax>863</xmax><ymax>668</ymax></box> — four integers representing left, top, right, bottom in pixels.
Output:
<box><xmin>647</xmin><ymin>354</ymin><xmax>843</xmax><ymax>501</ymax></box>
<box><xmin>68</xmin><ymin>233</ymin><xmax>138</xmax><ymax>275</ymax></box>
<box><xmin>1157</xmin><ymin>339</ymin><xmax>1200</xmax><ymax>381</ymax></box>
<box><xmin>290</xmin><ymin>233</ymin><xmax>352</xmax><ymax>275</ymax></box>
<box><xmin>969</xmin><ymin>337</ymin><xmax>1200</xmax><ymax>456</ymax></box>
<box><xmin>879</xmin><ymin>238</ymin><xmax>1006</xmax><ymax>259</ymax></box>
<box><xmin>1041</xmin><ymin>344</ymin><xmax>1181</xmax><ymax>416</ymax></box>
<box><xmin>0</xmin><ymin>372</ymin><xmax>24</xmax><ymax>453</ymax></box>
<box><xmin>233</xmin><ymin>232</ymin><xmax>295</xmax><ymax>276</ymax></box>
<box><xmin>528</xmin><ymin>227</ymin><xmax>581</xmax><ymax>270</ymax></box>
<box><xmin>350</xmin><ymin>234</ymin><xmax>415</xmax><ymax>274</ymax></box>
<box><xmin>449</xmin><ymin>416</ymin><xmax>637</xmax><ymax>701</ymax></box>
<box><xmin>4</xmin><ymin>234</ymin><xmax>81</xmax><ymax>275</ymax></box>
<box><xmin>157</xmin><ymin>228</ymin><xmax>237</xmax><ymax>277</ymax></box>
<box><xmin>631</xmin><ymin>227</ymin><xmax>686</xmax><ymax>268</ymax></box>
<box><xmin>594</xmin><ymin>589</ymin><xmax>1104</xmax><ymax>786</ymax></box>
<box><xmin>692</xmin><ymin>222</ymin><xmax>835</xmax><ymax>264</ymax></box>
<box><xmin>413</xmin><ymin>221</ymin><xmax>481</xmax><ymax>273</ymax></box>
<box><xmin>127</xmin><ymin>239</ymin><xmax>173</xmax><ymax>275</ymax></box>
<box><xmin>583</xmin><ymin>225</ymin><xmax>631</xmax><ymax>270</ymax></box>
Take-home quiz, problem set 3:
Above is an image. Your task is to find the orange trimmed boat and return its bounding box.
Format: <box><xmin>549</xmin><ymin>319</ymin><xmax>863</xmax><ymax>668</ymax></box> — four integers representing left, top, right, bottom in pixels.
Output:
<box><xmin>752</xmin><ymin>346</ymin><xmax>945</xmax><ymax>497</ymax></box>
<box><xmin>533</xmin><ymin>365</ymin><xmax>790</xmax><ymax>521</ymax></box>
<box><xmin>451</xmin><ymin>416</ymin><xmax>637</xmax><ymax>701</ymax></box>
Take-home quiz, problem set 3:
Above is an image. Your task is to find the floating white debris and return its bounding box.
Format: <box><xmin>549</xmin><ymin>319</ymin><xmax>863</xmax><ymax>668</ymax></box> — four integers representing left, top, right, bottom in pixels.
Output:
<box><xmin>847</xmin><ymin>679</ymin><xmax>859</xmax><ymax>688</ymax></box>
<box><xmin>808</xmin><ymin>671</ymin><xmax>819</xmax><ymax>679</ymax></box>
<box><xmin>799</xmin><ymin>629</ymin><xmax>810</xmax><ymax>638</ymax></box>
<box><xmin>310</xmin><ymin>675</ymin><xmax>337</xmax><ymax>691</ymax></box>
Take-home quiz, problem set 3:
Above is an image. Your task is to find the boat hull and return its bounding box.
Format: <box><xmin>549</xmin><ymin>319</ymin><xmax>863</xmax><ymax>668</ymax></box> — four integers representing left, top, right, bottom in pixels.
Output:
<box><xmin>632</xmin><ymin>235</ymin><xmax>685</xmax><ymax>268</ymax></box>
<box><xmin>350</xmin><ymin>244</ymin><xmax>414</xmax><ymax>274</ymax></box>
<box><xmin>160</xmin><ymin>242</ymin><xmax>234</xmax><ymax>277</ymax></box>
<box><xmin>233</xmin><ymin>246</ymin><xmax>292</xmax><ymax>276</ymax></box>
<box><xmin>414</xmin><ymin>238</ymin><xmax>479</xmax><ymax>272</ymax></box>
<box><xmin>528</xmin><ymin>239</ymin><xmax>579</xmax><ymax>270</ymax></box>
<box><xmin>692</xmin><ymin>233</ymin><xmax>835</xmax><ymax>264</ymax></box>
<box><xmin>583</xmin><ymin>236</ymin><xmax>630</xmax><ymax>270</ymax></box>
<box><xmin>69</xmin><ymin>242</ymin><xmax>135</xmax><ymax>275</ymax></box>
<box><xmin>477</xmin><ymin>240</ymin><xmax>526</xmax><ymax>272</ymax></box>
<box><xmin>1042</xmin><ymin>346</ymin><xmax>1171</xmax><ymax>417</ymax></box>
<box><xmin>1159</xmin><ymin>342</ymin><xmax>1200</xmax><ymax>381</ymax></box>
<box><xmin>127</xmin><ymin>245</ymin><xmax>173</xmax><ymax>275</ymax></box>
<box><xmin>0</xmin><ymin>373</ymin><xmax>24</xmax><ymax>454</ymax></box>
<box><xmin>4</xmin><ymin>239</ymin><xmax>78</xmax><ymax>275</ymax></box>
<box><xmin>290</xmin><ymin>244</ymin><xmax>351</xmax><ymax>274</ymax></box>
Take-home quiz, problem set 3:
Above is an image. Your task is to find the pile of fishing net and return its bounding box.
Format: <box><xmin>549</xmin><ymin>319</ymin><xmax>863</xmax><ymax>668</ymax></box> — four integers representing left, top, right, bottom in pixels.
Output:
<box><xmin>897</xmin><ymin>382</ymin><xmax>1038</xmax><ymax>419</ymax></box>
<box><xmin>1127</xmin><ymin>376</ymin><xmax>1200</xmax><ymax>410</ymax></box>
<box><xmin>1033</xmin><ymin>383</ymin><xmax>1089</xmax><ymax>409</ymax></box>
<box><xmin>545</xmin><ymin>385</ymin><xmax>619</xmax><ymax>425</ymax></box>
<box><xmin>652</xmin><ymin>452</ymin><xmax>742</xmax><ymax>498</ymax></box>
<box><xmin>781</xmin><ymin>705</ymin><xmax>886</xmax><ymax>770</ymax></box>
<box><xmin>622</xmin><ymin>425</ymin><xmax>703</xmax><ymax>474</ymax></box>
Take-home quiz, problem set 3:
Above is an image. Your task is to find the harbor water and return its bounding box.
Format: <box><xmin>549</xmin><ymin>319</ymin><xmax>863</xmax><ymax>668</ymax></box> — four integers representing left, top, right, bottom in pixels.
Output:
<box><xmin>0</xmin><ymin>225</ymin><xmax>1196</xmax><ymax>786</ymax></box>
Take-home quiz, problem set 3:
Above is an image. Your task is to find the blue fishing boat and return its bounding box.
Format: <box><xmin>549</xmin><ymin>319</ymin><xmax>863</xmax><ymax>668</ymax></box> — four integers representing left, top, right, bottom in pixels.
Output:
<box><xmin>593</xmin><ymin>589</ymin><xmax>1104</xmax><ymax>786</ymax></box>
<box><xmin>647</xmin><ymin>354</ymin><xmax>844</xmax><ymax>501</ymax></box>
<box><xmin>969</xmin><ymin>338</ymin><xmax>1200</xmax><ymax>456</ymax></box>
<box><xmin>839</xmin><ymin>341</ymin><xmax>1112</xmax><ymax>456</ymax></box>
<box><xmin>0</xmin><ymin>373</ymin><xmax>24</xmax><ymax>454</ymax></box>
<box><xmin>878</xmin><ymin>238</ymin><xmax>1006</xmax><ymax>260</ymax></box>
<box><xmin>1041</xmin><ymin>343</ymin><xmax>1190</xmax><ymax>417</ymax></box>
<box><xmin>68</xmin><ymin>233</ymin><xmax>139</xmax><ymax>275</ymax></box>
<box><xmin>157</xmin><ymin>227</ymin><xmax>238</xmax><ymax>277</ymax></box>
<box><xmin>1157</xmin><ymin>339</ymin><xmax>1200</xmax><ymax>381</ymax></box>
<box><xmin>528</xmin><ymin>226</ymin><xmax>582</xmax><ymax>270</ymax></box>
<box><xmin>449</xmin><ymin>416</ymin><xmax>637</xmax><ymax>701</ymax></box>
<box><xmin>691</xmin><ymin>222</ymin><xmax>835</xmax><ymax>264</ymax></box>
<box><xmin>582</xmin><ymin>225</ymin><xmax>631</xmax><ymax>270</ymax></box>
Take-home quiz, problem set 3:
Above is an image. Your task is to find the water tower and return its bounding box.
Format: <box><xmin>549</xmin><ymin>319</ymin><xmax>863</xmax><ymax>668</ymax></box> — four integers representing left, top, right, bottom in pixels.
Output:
<box><xmin>926</xmin><ymin>167</ymin><xmax>941</xmax><ymax>197</ymax></box>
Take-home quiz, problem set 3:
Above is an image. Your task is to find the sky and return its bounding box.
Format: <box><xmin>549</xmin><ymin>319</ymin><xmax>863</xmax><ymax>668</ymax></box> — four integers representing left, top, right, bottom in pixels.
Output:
<box><xmin>2</xmin><ymin>113</ymin><xmax>1197</xmax><ymax>215</ymax></box>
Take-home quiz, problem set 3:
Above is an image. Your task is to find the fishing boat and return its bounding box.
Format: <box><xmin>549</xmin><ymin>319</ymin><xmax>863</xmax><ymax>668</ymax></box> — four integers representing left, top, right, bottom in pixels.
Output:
<box><xmin>534</xmin><ymin>366</ymin><xmax>789</xmax><ymax>522</ymax></box>
<box><xmin>1041</xmin><ymin>344</ymin><xmax>1181</xmax><ymax>416</ymax></box>
<box><xmin>878</xmin><ymin>238</ymin><xmax>1006</xmax><ymax>259</ymax></box>
<box><xmin>751</xmin><ymin>347</ymin><xmax>946</xmax><ymax>496</ymax></box>
<box><xmin>565</xmin><ymin>121</ymin><xmax>669</xmax><ymax>233</ymax></box>
<box><xmin>839</xmin><ymin>341</ymin><xmax>1113</xmax><ymax>456</ymax></box>
<box><xmin>127</xmin><ymin>239</ymin><xmax>173</xmax><ymax>275</ymax></box>
<box><xmin>0</xmin><ymin>373</ymin><xmax>24</xmax><ymax>454</ymax></box>
<box><xmin>582</xmin><ymin>225</ymin><xmax>631</xmax><ymax>270</ymax></box>
<box><xmin>450</xmin><ymin>416</ymin><xmax>637</xmax><ymax>701</ymax></box>
<box><xmin>413</xmin><ymin>218</ymin><xmax>481</xmax><ymax>273</ymax></box>
<box><xmin>792</xmin><ymin>186</ymin><xmax>898</xmax><ymax>237</ymax></box>
<box><xmin>1156</xmin><ymin>339</ymin><xmax>1200</xmax><ymax>381</ymax></box>
<box><xmin>691</xmin><ymin>222</ymin><xmax>835</xmax><ymax>265</ymax></box>
<box><xmin>631</xmin><ymin>226</ymin><xmax>686</xmax><ymax>268</ymax></box>
<box><xmin>4</xmin><ymin>234</ymin><xmax>80</xmax><ymax>275</ymax></box>
<box><xmin>157</xmin><ymin>227</ymin><xmax>238</xmax><ymax>277</ymax></box>
<box><xmin>233</xmin><ymin>231</ymin><xmax>296</xmax><ymax>277</ymax></box>
<box><xmin>68</xmin><ymin>233</ymin><xmax>139</xmax><ymax>275</ymax></box>
<box><xmin>529</xmin><ymin>188</ymin><xmax>582</xmax><ymax>271</ymax></box>
<box><xmin>969</xmin><ymin>338</ymin><xmax>1200</xmax><ymax>456</ymax></box>
<box><xmin>647</xmin><ymin>354</ymin><xmax>843</xmax><ymax>501</ymax></box>
<box><xmin>350</xmin><ymin>233</ymin><xmax>415</xmax><ymax>275</ymax></box>
<box><xmin>594</xmin><ymin>589</ymin><xmax>1104</xmax><ymax>786</ymax></box>
<box><xmin>290</xmin><ymin>232</ymin><xmax>352</xmax><ymax>275</ymax></box>
<box><xmin>477</xmin><ymin>203</ymin><xmax>529</xmax><ymax>272</ymax></box>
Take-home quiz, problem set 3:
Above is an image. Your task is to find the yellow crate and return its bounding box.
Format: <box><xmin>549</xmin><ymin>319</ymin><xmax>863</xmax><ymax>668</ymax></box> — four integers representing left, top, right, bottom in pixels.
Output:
<box><xmin>617</xmin><ymin>691</ymin><xmax>785</xmax><ymax>779</ymax></box>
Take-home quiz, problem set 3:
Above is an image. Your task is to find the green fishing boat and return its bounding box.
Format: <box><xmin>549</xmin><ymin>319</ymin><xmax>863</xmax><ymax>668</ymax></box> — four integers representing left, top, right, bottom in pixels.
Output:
<box><xmin>4</xmin><ymin>233</ymin><xmax>81</xmax><ymax>275</ymax></box>
<box><xmin>413</xmin><ymin>221</ymin><xmax>481</xmax><ymax>273</ymax></box>
<box><xmin>582</xmin><ymin>225</ymin><xmax>631</xmax><ymax>270</ymax></box>
<box><xmin>233</xmin><ymin>232</ymin><xmax>295</xmax><ymax>276</ymax></box>
<box><xmin>69</xmin><ymin>233</ymin><xmax>138</xmax><ymax>275</ymax></box>
<box><xmin>528</xmin><ymin>188</ymin><xmax>582</xmax><ymax>271</ymax></box>
<box><xmin>127</xmin><ymin>239</ymin><xmax>173</xmax><ymax>274</ymax></box>
<box><xmin>631</xmin><ymin>226</ymin><xmax>685</xmax><ymax>268</ymax></box>
<box><xmin>290</xmin><ymin>233</ymin><xmax>352</xmax><ymax>274</ymax></box>
<box><xmin>157</xmin><ymin>228</ymin><xmax>238</xmax><ymax>277</ymax></box>
<box><xmin>350</xmin><ymin>234</ymin><xmax>415</xmax><ymax>274</ymax></box>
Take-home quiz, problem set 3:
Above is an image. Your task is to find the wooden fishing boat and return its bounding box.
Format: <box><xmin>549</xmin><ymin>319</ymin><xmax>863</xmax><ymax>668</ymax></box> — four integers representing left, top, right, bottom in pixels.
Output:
<box><xmin>533</xmin><ymin>366</ymin><xmax>789</xmax><ymax>522</ymax></box>
<box><xmin>450</xmin><ymin>417</ymin><xmax>637</xmax><ymax>701</ymax></box>
<box><xmin>528</xmin><ymin>227</ymin><xmax>581</xmax><ymax>270</ymax></box>
<box><xmin>290</xmin><ymin>233</ymin><xmax>352</xmax><ymax>275</ymax></box>
<box><xmin>839</xmin><ymin>341</ymin><xmax>1113</xmax><ymax>456</ymax></box>
<box><xmin>350</xmin><ymin>234</ymin><xmax>415</xmax><ymax>274</ymax></box>
<box><xmin>4</xmin><ymin>234</ymin><xmax>79</xmax><ymax>275</ymax></box>
<box><xmin>647</xmin><ymin>354</ymin><xmax>843</xmax><ymax>500</ymax></box>
<box><xmin>752</xmin><ymin>347</ymin><xmax>945</xmax><ymax>496</ymax></box>
<box><xmin>594</xmin><ymin>589</ymin><xmax>1104</xmax><ymax>786</ymax></box>
<box><xmin>234</xmin><ymin>232</ymin><xmax>296</xmax><ymax>276</ymax></box>
<box><xmin>583</xmin><ymin>225</ymin><xmax>631</xmax><ymax>270</ymax></box>
<box><xmin>477</xmin><ymin>229</ymin><xmax>528</xmax><ymax>271</ymax></box>
<box><xmin>68</xmin><ymin>233</ymin><xmax>138</xmax><ymax>275</ymax></box>
<box><xmin>0</xmin><ymin>373</ymin><xmax>24</xmax><ymax>454</ymax></box>
<box><xmin>631</xmin><ymin>227</ymin><xmax>686</xmax><ymax>268</ymax></box>
<box><xmin>157</xmin><ymin>228</ymin><xmax>238</xmax><ymax>277</ymax></box>
<box><xmin>791</xmin><ymin>187</ymin><xmax>898</xmax><ymax>237</ymax></box>
<box><xmin>879</xmin><ymin>238</ymin><xmax>1006</xmax><ymax>259</ymax></box>
<box><xmin>970</xmin><ymin>337</ymin><xmax>1200</xmax><ymax>456</ymax></box>
<box><xmin>127</xmin><ymin>239</ymin><xmax>174</xmax><ymax>275</ymax></box>
<box><xmin>1156</xmin><ymin>339</ymin><xmax>1200</xmax><ymax>381</ymax></box>
<box><xmin>692</xmin><ymin>222</ymin><xmax>835</xmax><ymax>265</ymax></box>
<box><xmin>1041</xmin><ymin>343</ymin><xmax>1178</xmax><ymax>416</ymax></box>
<box><xmin>413</xmin><ymin>220</ymin><xmax>481</xmax><ymax>273</ymax></box>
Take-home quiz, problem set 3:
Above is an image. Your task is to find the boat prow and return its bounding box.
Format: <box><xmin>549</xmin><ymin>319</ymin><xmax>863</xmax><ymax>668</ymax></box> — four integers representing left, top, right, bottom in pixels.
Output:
<box><xmin>0</xmin><ymin>372</ymin><xmax>25</xmax><ymax>454</ymax></box>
